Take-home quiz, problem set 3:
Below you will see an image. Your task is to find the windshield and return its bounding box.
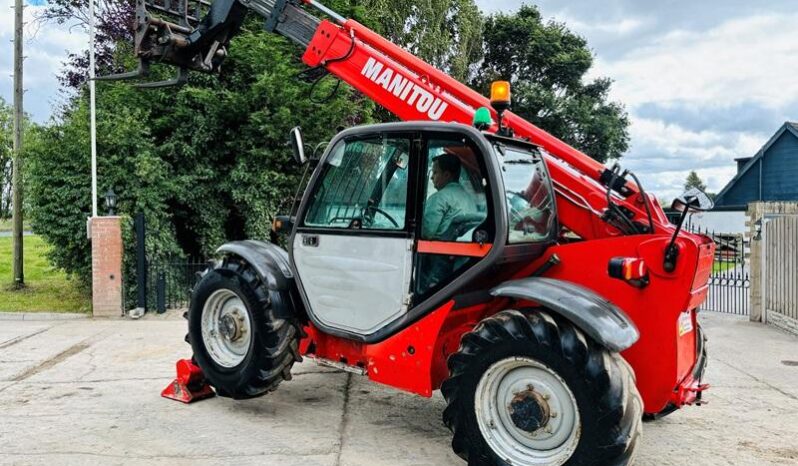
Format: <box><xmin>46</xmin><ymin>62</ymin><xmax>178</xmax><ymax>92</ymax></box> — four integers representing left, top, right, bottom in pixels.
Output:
<box><xmin>496</xmin><ymin>143</ymin><xmax>556</xmax><ymax>243</ymax></box>
<box><xmin>304</xmin><ymin>136</ymin><xmax>410</xmax><ymax>230</ymax></box>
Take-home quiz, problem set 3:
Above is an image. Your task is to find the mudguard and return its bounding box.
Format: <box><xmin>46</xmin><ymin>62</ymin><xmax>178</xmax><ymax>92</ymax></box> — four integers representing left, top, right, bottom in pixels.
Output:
<box><xmin>490</xmin><ymin>277</ymin><xmax>639</xmax><ymax>352</ymax></box>
<box><xmin>216</xmin><ymin>240</ymin><xmax>293</xmax><ymax>291</ymax></box>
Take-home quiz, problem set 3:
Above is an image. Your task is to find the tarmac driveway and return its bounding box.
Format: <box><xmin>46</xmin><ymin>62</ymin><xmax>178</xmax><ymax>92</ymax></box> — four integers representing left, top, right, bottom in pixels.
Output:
<box><xmin>0</xmin><ymin>312</ymin><xmax>797</xmax><ymax>465</ymax></box>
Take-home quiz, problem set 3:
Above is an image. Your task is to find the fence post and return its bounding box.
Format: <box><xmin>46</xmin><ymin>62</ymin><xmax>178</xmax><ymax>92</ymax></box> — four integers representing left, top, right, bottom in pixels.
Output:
<box><xmin>747</xmin><ymin>203</ymin><xmax>763</xmax><ymax>322</ymax></box>
<box><xmin>135</xmin><ymin>213</ymin><xmax>147</xmax><ymax>314</ymax></box>
<box><xmin>157</xmin><ymin>270</ymin><xmax>166</xmax><ymax>314</ymax></box>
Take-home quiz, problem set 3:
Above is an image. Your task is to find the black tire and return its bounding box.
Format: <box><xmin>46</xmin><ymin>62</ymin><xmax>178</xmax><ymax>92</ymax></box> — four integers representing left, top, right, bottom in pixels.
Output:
<box><xmin>187</xmin><ymin>257</ymin><xmax>303</xmax><ymax>399</ymax></box>
<box><xmin>441</xmin><ymin>310</ymin><xmax>642</xmax><ymax>466</ymax></box>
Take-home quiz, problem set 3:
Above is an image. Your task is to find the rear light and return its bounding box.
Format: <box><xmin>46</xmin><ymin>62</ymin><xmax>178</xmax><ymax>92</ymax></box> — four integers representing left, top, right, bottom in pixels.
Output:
<box><xmin>608</xmin><ymin>257</ymin><xmax>649</xmax><ymax>288</ymax></box>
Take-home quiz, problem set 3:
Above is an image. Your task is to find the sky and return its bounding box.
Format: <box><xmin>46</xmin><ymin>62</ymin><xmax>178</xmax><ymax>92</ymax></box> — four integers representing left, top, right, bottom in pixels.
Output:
<box><xmin>0</xmin><ymin>0</ymin><xmax>86</xmax><ymax>122</ymax></box>
<box><xmin>1</xmin><ymin>1</ymin><xmax>796</xmax><ymax>200</ymax></box>
<box><xmin>476</xmin><ymin>0</ymin><xmax>798</xmax><ymax>200</ymax></box>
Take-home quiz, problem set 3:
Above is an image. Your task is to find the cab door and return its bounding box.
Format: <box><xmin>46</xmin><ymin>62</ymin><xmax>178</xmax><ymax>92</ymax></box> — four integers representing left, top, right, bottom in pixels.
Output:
<box><xmin>412</xmin><ymin>134</ymin><xmax>492</xmax><ymax>300</ymax></box>
<box><xmin>291</xmin><ymin>133</ymin><xmax>417</xmax><ymax>336</ymax></box>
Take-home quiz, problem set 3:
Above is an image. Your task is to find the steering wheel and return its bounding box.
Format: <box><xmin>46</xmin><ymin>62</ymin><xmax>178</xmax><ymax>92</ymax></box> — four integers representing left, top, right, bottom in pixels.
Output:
<box><xmin>506</xmin><ymin>190</ymin><xmax>549</xmax><ymax>234</ymax></box>
<box><xmin>363</xmin><ymin>206</ymin><xmax>400</xmax><ymax>228</ymax></box>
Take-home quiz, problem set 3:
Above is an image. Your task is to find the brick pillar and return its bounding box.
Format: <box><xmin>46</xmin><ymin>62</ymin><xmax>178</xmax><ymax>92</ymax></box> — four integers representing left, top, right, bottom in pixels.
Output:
<box><xmin>91</xmin><ymin>216</ymin><xmax>123</xmax><ymax>317</ymax></box>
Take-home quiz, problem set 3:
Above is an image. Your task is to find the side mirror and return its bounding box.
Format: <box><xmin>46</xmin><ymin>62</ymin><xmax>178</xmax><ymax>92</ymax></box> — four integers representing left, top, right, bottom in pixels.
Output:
<box><xmin>671</xmin><ymin>188</ymin><xmax>713</xmax><ymax>213</ymax></box>
<box><xmin>289</xmin><ymin>126</ymin><xmax>307</xmax><ymax>165</ymax></box>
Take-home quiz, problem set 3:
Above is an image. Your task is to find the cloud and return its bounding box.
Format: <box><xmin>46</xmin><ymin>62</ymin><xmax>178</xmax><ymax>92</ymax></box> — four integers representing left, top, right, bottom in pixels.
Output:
<box><xmin>621</xmin><ymin>117</ymin><xmax>772</xmax><ymax>200</ymax></box>
<box><xmin>593</xmin><ymin>14</ymin><xmax>798</xmax><ymax>109</ymax></box>
<box><xmin>477</xmin><ymin>0</ymin><xmax>796</xmax><ymax>59</ymax></box>
<box><xmin>547</xmin><ymin>13</ymin><xmax>649</xmax><ymax>37</ymax></box>
<box><xmin>635</xmin><ymin>100</ymin><xmax>787</xmax><ymax>135</ymax></box>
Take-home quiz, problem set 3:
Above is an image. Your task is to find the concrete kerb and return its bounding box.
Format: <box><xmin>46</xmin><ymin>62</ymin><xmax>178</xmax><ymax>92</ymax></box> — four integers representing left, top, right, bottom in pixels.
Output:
<box><xmin>0</xmin><ymin>312</ymin><xmax>91</xmax><ymax>321</ymax></box>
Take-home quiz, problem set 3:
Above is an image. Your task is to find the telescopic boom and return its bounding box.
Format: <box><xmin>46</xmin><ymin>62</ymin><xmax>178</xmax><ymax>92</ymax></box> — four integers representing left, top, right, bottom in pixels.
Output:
<box><xmin>106</xmin><ymin>0</ymin><xmax>674</xmax><ymax>240</ymax></box>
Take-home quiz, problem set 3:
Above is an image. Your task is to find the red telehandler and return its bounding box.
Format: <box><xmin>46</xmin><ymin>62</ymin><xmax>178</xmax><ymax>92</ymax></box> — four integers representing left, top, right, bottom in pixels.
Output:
<box><xmin>108</xmin><ymin>0</ymin><xmax>715</xmax><ymax>464</ymax></box>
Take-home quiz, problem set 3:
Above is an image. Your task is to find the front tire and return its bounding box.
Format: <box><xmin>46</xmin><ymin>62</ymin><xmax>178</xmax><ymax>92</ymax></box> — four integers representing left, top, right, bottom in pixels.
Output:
<box><xmin>442</xmin><ymin>310</ymin><xmax>642</xmax><ymax>466</ymax></box>
<box><xmin>187</xmin><ymin>257</ymin><xmax>302</xmax><ymax>399</ymax></box>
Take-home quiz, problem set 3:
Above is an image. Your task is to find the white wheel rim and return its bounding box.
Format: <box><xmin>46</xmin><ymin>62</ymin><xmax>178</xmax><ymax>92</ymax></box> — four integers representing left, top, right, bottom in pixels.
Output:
<box><xmin>201</xmin><ymin>289</ymin><xmax>252</xmax><ymax>368</ymax></box>
<box><xmin>474</xmin><ymin>356</ymin><xmax>581</xmax><ymax>465</ymax></box>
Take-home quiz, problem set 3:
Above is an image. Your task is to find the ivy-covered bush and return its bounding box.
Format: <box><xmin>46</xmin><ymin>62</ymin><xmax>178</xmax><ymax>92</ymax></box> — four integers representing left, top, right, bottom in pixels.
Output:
<box><xmin>27</xmin><ymin>18</ymin><xmax>388</xmax><ymax>301</ymax></box>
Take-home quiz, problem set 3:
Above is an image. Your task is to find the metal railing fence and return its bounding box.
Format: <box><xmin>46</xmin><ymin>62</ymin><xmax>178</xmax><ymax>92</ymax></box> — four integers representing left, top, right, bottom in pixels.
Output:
<box><xmin>146</xmin><ymin>257</ymin><xmax>210</xmax><ymax>312</ymax></box>
<box><xmin>689</xmin><ymin>227</ymin><xmax>750</xmax><ymax>316</ymax></box>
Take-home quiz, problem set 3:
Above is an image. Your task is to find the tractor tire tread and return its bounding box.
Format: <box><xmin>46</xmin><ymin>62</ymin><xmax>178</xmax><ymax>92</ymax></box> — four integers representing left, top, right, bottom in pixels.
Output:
<box><xmin>188</xmin><ymin>257</ymin><xmax>302</xmax><ymax>400</ymax></box>
<box><xmin>441</xmin><ymin>309</ymin><xmax>642</xmax><ymax>466</ymax></box>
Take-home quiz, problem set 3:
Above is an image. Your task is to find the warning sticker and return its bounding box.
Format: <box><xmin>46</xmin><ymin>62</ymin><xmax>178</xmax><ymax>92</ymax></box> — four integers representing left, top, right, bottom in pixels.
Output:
<box><xmin>678</xmin><ymin>311</ymin><xmax>694</xmax><ymax>337</ymax></box>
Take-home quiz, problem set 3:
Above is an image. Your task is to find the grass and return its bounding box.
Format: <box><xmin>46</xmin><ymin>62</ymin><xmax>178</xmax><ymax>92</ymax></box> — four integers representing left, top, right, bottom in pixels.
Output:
<box><xmin>0</xmin><ymin>236</ymin><xmax>90</xmax><ymax>313</ymax></box>
<box><xmin>712</xmin><ymin>261</ymin><xmax>738</xmax><ymax>273</ymax></box>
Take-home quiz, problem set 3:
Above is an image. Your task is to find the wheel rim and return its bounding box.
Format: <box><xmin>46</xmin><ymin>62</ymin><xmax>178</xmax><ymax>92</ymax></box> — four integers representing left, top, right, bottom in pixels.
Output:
<box><xmin>201</xmin><ymin>289</ymin><xmax>252</xmax><ymax>368</ymax></box>
<box><xmin>474</xmin><ymin>356</ymin><xmax>581</xmax><ymax>466</ymax></box>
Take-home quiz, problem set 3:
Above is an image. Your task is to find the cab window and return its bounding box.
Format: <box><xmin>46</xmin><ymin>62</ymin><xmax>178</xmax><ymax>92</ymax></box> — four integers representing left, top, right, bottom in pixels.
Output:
<box><xmin>304</xmin><ymin>136</ymin><xmax>410</xmax><ymax>231</ymax></box>
<box><xmin>498</xmin><ymin>144</ymin><xmax>556</xmax><ymax>243</ymax></box>
<box><xmin>420</xmin><ymin>139</ymin><xmax>489</xmax><ymax>242</ymax></box>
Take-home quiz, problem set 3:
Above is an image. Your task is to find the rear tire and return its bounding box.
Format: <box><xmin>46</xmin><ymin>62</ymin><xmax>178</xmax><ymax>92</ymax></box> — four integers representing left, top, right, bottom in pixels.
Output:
<box><xmin>441</xmin><ymin>310</ymin><xmax>642</xmax><ymax>466</ymax></box>
<box><xmin>187</xmin><ymin>257</ymin><xmax>302</xmax><ymax>399</ymax></box>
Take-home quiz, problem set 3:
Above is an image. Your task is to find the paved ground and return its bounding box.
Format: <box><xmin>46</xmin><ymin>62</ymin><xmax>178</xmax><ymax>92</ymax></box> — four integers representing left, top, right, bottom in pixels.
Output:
<box><xmin>0</xmin><ymin>312</ymin><xmax>797</xmax><ymax>465</ymax></box>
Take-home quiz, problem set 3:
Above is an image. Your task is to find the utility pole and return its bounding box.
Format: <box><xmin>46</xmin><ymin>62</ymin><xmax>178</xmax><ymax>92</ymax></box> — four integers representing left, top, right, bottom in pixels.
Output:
<box><xmin>90</xmin><ymin>0</ymin><xmax>97</xmax><ymax>217</ymax></box>
<box><xmin>12</xmin><ymin>0</ymin><xmax>24</xmax><ymax>288</ymax></box>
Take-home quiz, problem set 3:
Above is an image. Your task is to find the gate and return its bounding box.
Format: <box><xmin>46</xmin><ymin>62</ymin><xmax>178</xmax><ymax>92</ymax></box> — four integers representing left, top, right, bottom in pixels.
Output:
<box><xmin>762</xmin><ymin>216</ymin><xmax>798</xmax><ymax>330</ymax></box>
<box><xmin>130</xmin><ymin>213</ymin><xmax>210</xmax><ymax>314</ymax></box>
<box><xmin>145</xmin><ymin>258</ymin><xmax>210</xmax><ymax>312</ymax></box>
<box><xmin>692</xmin><ymin>228</ymin><xmax>750</xmax><ymax>315</ymax></box>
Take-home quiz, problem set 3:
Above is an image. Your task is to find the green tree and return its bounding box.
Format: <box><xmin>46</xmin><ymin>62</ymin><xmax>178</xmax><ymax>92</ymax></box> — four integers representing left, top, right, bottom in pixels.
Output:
<box><xmin>359</xmin><ymin>0</ymin><xmax>483</xmax><ymax>82</ymax></box>
<box><xmin>26</xmin><ymin>18</ymin><xmax>375</xmax><ymax>288</ymax></box>
<box><xmin>0</xmin><ymin>98</ymin><xmax>36</xmax><ymax>220</ymax></box>
<box><xmin>474</xmin><ymin>5</ymin><xmax>629</xmax><ymax>163</ymax></box>
<box><xmin>0</xmin><ymin>99</ymin><xmax>11</xmax><ymax>218</ymax></box>
<box><xmin>28</xmin><ymin>0</ymin><xmax>629</xmax><ymax>298</ymax></box>
<box><xmin>684</xmin><ymin>170</ymin><xmax>707</xmax><ymax>192</ymax></box>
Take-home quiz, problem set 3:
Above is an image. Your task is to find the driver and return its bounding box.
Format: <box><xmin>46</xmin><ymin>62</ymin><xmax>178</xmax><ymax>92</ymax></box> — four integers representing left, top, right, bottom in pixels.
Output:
<box><xmin>422</xmin><ymin>152</ymin><xmax>477</xmax><ymax>240</ymax></box>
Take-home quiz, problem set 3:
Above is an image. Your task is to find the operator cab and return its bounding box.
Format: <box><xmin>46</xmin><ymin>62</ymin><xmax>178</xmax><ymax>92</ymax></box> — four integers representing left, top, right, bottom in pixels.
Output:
<box><xmin>288</xmin><ymin>121</ymin><xmax>557</xmax><ymax>342</ymax></box>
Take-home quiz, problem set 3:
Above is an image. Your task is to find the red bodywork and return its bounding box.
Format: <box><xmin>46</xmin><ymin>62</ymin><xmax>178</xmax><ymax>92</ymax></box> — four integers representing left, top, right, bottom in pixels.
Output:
<box><xmin>291</xmin><ymin>15</ymin><xmax>715</xmax><ymax>414</ymax></box>
<box><xmin>299</xmin><ymin>234</ymin><xmax>714</xmax><ymax>413</ymax></box>
<box><xmin>162</xmin><ymin>359</ymin><xmax>216</xmax><ymax>403</ymax></box>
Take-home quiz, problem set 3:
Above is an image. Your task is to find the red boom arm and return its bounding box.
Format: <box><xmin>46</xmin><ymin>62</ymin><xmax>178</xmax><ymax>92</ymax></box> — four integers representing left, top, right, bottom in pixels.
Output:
<box><xmin>301</xmin><ymin>17</ymin><xmax>673</xmax><ymax>240</ymax></box>
<box><xmin>117</xmin><ymin>0</ymin><xmax>673</xmax><ymax>240</ymax></box>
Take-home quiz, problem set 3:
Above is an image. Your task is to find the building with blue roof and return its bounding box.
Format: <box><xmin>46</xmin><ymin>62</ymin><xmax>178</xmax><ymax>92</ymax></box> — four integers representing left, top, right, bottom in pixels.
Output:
<box><xmin>713</xmin><ymin>122</ymin><xmax>798</xmax><ymax>210</ymax></box>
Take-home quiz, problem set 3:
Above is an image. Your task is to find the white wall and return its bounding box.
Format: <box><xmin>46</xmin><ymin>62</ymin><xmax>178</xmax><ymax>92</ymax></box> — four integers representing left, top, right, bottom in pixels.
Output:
<box><xmin>685</xmin><ymin>210</ymin><xmax>747</xmax><ymax>234</ymax></box>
